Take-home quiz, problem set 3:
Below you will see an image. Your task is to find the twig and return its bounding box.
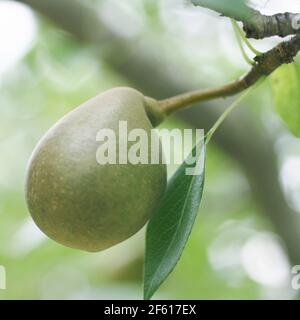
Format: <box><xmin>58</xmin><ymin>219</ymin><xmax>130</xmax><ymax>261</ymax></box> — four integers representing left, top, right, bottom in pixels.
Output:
<box><xmin>231</xmin><ymin>19</ymin><xmax>254</xmax><ymax>66</ymax></box>
<box><xmin>231</xmin><ymin>19</ymin><xmax>262</xmax><ymax>56</ymax></box>
<box><xmin>159</xmin><ymin>35</ymin><xmax>300</xmax><ymax>114</ymax></box>
<box><xmin>192</xmin><ymin>0</ymin><xmax>300</xmax><ymax>39</ymax></box>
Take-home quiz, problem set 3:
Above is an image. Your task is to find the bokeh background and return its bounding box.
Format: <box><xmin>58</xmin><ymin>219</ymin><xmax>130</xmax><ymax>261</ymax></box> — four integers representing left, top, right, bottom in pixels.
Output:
<box><xmin>1</xmin><ymin>0</ymin><xmax>300</xmax><ymax>299</ymax></box>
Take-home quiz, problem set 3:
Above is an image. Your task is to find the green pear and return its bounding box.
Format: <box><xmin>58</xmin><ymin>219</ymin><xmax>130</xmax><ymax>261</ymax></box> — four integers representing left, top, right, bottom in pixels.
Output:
<box><xmin>25</xmin><ymin>87</ymin><xmax>167</xmax><ymax>252</ymax></box>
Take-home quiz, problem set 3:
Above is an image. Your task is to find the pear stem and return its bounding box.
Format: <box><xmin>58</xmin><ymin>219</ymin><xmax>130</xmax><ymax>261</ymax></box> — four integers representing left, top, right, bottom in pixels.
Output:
<box><xmin>159</xmin><ymin>77</ymin><xmax>249</xmax><ymax>115</ymax></box>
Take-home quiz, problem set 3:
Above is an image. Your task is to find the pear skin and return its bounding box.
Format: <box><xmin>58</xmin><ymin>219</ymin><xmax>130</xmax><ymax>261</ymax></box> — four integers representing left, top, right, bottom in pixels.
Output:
<box><xmin>25</xmin><ymin>87</ymin><xmax>167</xmax><ymax>252</ymax></box>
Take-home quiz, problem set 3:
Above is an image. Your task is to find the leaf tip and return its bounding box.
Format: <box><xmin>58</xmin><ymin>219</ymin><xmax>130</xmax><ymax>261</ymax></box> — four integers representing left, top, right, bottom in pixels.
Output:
<box><xmin>143</xmin><ymin>285</ymin><xmax>153</xmax><ymax>300</ymax></box>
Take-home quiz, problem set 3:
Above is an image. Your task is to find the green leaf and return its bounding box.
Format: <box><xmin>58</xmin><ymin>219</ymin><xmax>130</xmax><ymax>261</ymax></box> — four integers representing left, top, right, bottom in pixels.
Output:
<box><xmin>271</xmin><ymin>63</ymin><xmax>300</xmax><ymax>137</ymax></box>
<box><xmin>144</xmin><ymin>141</ymin><xmax>206</xmax><ymax>300</ymax></box>
<box><xmin>192</xmin><ymin>0</ymin><xmax>249</xmax><ymax>21</ymax></box>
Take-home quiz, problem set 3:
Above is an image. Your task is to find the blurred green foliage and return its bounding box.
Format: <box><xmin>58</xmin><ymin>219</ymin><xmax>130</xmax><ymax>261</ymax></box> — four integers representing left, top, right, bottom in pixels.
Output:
<box><xmin>0</xmin><ymin>0</ymin><xmax>297</xmax><ymax>300</ymax></box>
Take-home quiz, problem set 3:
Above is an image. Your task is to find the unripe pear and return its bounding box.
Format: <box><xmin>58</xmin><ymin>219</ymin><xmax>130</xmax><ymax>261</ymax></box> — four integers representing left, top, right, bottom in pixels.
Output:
<box><xmin>25</xmin><ymin>87</ymin><xmax>167</xmax><ymax>252</ymax></box>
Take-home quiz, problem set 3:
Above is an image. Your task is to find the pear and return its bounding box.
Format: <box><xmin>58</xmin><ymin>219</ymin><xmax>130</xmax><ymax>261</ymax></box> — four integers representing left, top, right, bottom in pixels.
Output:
<box><xmin>25</xmin><ymin>87</ymin><xmax>167</xmax><ymax>252</ymax></box>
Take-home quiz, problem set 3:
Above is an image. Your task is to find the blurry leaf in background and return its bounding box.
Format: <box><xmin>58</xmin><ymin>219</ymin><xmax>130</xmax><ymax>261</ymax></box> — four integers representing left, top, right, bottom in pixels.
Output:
<box><xmin>271</xmin><ymin>63</ymin><xmax>300</xmax><ymax>137</ymax></box>
<box><xmin>191</xmin><ymin>0</ymin><xmax>249</xmax><ymax>19</ymax></box>
<box><xmin>144</xmin><ymin>141</ymin><xmax>205</xmax><ymax>300</ymax></box>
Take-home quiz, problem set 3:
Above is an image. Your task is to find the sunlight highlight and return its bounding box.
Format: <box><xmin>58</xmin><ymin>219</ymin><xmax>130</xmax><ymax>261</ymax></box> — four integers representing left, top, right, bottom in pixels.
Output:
<box><xmin>0</xmin><ymin>1</ymin><xmax>37</xmax><ymax>80</ymax></box>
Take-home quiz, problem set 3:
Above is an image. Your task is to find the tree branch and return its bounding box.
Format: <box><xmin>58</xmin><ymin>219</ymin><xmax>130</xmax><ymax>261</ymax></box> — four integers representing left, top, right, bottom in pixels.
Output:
<box><xmin>160</xmin><ymin>34</ymin><xmax>300</xmax><ymax>114</ymax></box>
<box><xmin>192</xmin><ymin>0</ymin><xmax>300</xmax><ymax>39</ymax></box>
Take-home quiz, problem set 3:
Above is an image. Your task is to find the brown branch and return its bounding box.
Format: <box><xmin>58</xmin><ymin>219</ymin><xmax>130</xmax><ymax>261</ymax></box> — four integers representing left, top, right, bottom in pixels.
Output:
<box><xmin>244</xmin><ymin>11</ymin><xmax>300</xmax><ymax>39</ymax></box>
<box><xmin>192</xmin><ymin>0</ymin><xmax>300</xmax><ymax>39</ymax></box>
<box><xmin>160</xmin><ymin>34</ymin><xmax>300</xmax><ymax>114</ymax></box>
